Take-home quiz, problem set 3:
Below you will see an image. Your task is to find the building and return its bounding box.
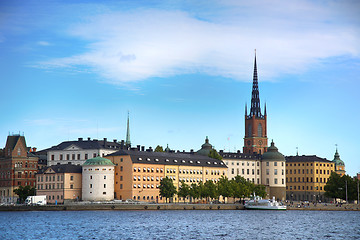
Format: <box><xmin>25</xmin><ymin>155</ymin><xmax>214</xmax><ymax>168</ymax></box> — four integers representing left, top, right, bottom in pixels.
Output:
<box><xmin>332</xmin><ymin>148</ymin><xmax>345</xmax><ymax>176</ymax></box>
<box><xmin>36</xmin><ymin>163</ymin><xmax>82</xmax><ymax>204</ymax></box>
<box><xmin>243</xmin><ymin>52</ymin><xmax>268</xmax><ymax>155</ymax></box>
<box><xmin>0</xmin><ymin>134</ymin><xmax>38</xmax><ymax>203</ymax></box>
<box><xmin>105</xmin><ymin>148</ymin><xmax>227</xmax><ymax>203</ymax></box>
<box><xmin>82</xmin><ymin>156</ymin><xmax>115</xmax><ymax>201</ymax></box>
<box><xmin>47</xmin><ymin>137</ymin><xmax>123</xmax><ymax>166</ymax></box>
<box><xmin>261</xmin><ymin>141</ymin><xmax>286</xmax><ymax>200</ymax></box>
<box><xmin>285</xmin><ymin>155</ymin><xmax>335</xmax><ymax>202</ymax></box>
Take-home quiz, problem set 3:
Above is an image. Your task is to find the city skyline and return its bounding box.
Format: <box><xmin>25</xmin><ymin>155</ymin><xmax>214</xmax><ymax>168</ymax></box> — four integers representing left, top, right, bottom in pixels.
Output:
<box><xmin>1</xmin><ymin>1</ymin><xmax>359</xmax><ymax>176</ymax></box>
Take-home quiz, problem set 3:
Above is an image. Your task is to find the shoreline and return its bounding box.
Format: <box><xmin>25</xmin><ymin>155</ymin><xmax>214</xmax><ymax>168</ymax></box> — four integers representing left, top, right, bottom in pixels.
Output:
<box><xmin>0</xmin><ymin>203</ymin><xmax>359</xmax><ymax>211</ymax></box>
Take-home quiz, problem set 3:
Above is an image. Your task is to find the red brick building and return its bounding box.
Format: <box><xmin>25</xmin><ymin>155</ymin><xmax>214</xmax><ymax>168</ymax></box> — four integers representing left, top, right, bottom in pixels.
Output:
<box><xmin>0</xmin><ymin>134</ymin><xmax>38</xmax><ymax>203</ymax></box>
<box><xmin>243</xmin><ymin>52</ymin><xmax>268</xmax><ymax>155</ymax></box>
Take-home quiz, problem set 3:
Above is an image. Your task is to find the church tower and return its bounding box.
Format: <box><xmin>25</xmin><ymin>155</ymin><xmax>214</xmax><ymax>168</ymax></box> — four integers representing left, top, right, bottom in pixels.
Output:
<box><xmin>243</xmin><ymin>51</ymin><xmax>268</xmax><ymax>154</ymax></box>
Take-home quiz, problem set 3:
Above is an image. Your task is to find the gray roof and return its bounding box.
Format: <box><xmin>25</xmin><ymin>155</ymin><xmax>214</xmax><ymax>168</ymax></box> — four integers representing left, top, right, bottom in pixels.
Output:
<box><xmin>37</xmin><ymin>163</ymin><xmax>82</xmax><ymax>174</ymax></box>
<box><xmin>285</xmin><ymin>155</ymin><xmax>332</xmax><ymax>163</ymax></box>
<box><xmin>219</xmin><ymin>151</ymin><xmax>261</xmax><ymax>160</ymax></box>
<box><xmin>48</xmin><ymin>138</ymin><xmax>121</xmax><ymax>151</ymax></box>
<box><xmin>107</xmin><ymin>149</ymin><xmax>227</xmax><ymax>168</ymax></box>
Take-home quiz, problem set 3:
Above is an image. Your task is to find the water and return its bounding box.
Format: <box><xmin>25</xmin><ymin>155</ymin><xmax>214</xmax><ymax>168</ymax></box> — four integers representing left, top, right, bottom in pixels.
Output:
<box><xmin>0</xmin><ymin>210</ymin><xmax>359</xmax><ymax>239</ymax></box>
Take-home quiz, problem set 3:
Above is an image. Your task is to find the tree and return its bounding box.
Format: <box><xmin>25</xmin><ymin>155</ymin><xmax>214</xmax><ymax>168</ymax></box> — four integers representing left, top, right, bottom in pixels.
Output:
<box><xmin>13</xmin><ymin>185</ymin><xmax>35</xmax><ymax>203</ymax></box>
<box><xmin>204</xmin><ymin>180</ymin><xmax>218</xmax><ymax>202</ymax></box>
<box><xmin>217</xmin><ymin>176</ymin><xmax>233</xmax><ymax>203</ymax></box>
<box><xmin>208</xmin><ymin>149</ymin><xmax>222</xmax><ymax>161</ymax></box>
<box><xmin>253</xmin><ymin>184</ymin><xmax>267</xmax><ymax>198</ymax></box>
<box><xmin>177</xmin><ymin>181</ymin><xmax>190</xmax><ymax>203</ymax></box>
<box><xmin>325</xmin><ymin>173</ymin><xmax>358</xmax><ymax>202</ymax></box>
<box><xmin>189</xmin><ymin>183</ymin><xmax>200</xmax><ymax>203</ymax></box>
<box><xmin>154</xmin><ymin>145</ymin><xmax>164</xmax><ymax>152</ymax></box>
<box><xmin>159</xmin><ymin>177</ymin><xmax>177</xmax><ymax>203</ymax></box>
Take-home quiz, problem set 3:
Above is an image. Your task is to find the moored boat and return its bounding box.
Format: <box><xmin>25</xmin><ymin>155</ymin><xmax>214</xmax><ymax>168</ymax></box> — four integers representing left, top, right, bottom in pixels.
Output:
<box><xmin>245</xmin><ymin>196</ymin><xmax>286</xmax><ymax>210</ymax></box>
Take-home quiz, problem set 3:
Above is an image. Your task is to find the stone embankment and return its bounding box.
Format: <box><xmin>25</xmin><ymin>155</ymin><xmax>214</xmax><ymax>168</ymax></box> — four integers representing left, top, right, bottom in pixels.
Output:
<box><xmin>0</xmin><ymin>203</ymin><xmax>244</xmax><ymax>211</ymax></box>
<box><xmin>287</xmin><ymin>203</ymin><xmax>360</xmax><ymax>211</ymax></box>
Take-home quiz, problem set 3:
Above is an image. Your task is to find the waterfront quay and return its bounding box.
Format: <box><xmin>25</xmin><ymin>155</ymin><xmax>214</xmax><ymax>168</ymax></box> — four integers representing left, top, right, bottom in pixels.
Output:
<box><xmin>1</xmin><ymin>202</ymin><xmax>359</xmax><ymax>211</ymax></box>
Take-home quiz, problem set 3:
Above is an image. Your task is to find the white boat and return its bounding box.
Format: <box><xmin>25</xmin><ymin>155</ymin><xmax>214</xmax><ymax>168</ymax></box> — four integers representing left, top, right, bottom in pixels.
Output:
<box><xmin>245</xmin><ymin>196</ymin><xmax>286</xmax><ymax>210</ymax></box>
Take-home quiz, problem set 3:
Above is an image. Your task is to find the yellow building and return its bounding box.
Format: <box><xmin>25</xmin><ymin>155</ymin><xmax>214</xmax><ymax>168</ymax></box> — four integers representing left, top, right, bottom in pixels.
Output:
<box><xmin>105</xmin><ymin>148</ymin><xmax>227</xmax><ymax>203</ymax></box>
<box><xmin>36</xmin><ymin>163</ymin><xmax>82</xmax><ymax>204</ymax></box>
<box><xmin>285</xmin><ymin>155</ymin><xmax>334</xmax><ymax>202</ymax></box>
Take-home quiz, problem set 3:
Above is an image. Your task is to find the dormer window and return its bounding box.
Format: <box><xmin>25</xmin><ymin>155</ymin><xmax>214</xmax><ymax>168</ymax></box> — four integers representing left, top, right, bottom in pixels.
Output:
<box><xmin>17</xmin><ymin>148</ymin><xmax>21</xmax><ymax>156</ymax></box>
<box><xmin>189</xmin><ymin>161</ymin><xmax>193</xmax><ymax>164</ymax></box>
<box><xmin>138</xmin><ymin>158</ymin><xmax>142</xmax><ymax>161</ymax></box>
<box><xmin>174</xmin><ymin>160</ymin><xmax>178</xmax><ymax>163</ymax></box>
<box><xmin>147</xmin><ymin>158</ymin><xmax>150</xmax><ymax>161</ymax></box>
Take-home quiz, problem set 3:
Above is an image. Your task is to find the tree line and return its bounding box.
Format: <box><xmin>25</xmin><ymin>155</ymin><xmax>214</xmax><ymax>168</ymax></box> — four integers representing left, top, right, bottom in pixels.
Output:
<box><xmin>325</xmin><ymin>172</ymin><xmax>359</xmax><ymax>202</ymax></box>
<box><xmin>159</xmin><ymin>175</ymin><xmax>267</xmax><ymax>203</ymax></box>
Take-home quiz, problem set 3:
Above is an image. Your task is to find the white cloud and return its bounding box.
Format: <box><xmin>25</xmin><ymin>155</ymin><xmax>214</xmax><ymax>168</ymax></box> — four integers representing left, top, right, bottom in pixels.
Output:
<box><xmin>37</xmin><ymin>41</ymin><xmax>51</xmax><ymax>46</ymax></box>
<box><xmin>39</xmin><ymin>1</ymin><xmax>360</xmax><ymax>84</ymax></box>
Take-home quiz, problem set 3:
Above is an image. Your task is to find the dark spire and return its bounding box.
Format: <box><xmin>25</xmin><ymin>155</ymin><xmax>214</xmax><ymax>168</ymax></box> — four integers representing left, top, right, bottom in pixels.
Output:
<box><xmin>264</xmin><ymin>102</ymin><xmax>267</xmax><ymax>116</ymax></box>
<box><xmin>249</xmin><ymin>49</ymin><xmax>262</xmax><ymax>118</ymax></box>
<box><xmin>245</xmin><ymin>102</ymin><xmax>247</xmax><ymax>116</ymax></box>
<box><xmin>125</xmin><ymin>111</ymin><xmax>131</xmax><ymax>146</ymax></box>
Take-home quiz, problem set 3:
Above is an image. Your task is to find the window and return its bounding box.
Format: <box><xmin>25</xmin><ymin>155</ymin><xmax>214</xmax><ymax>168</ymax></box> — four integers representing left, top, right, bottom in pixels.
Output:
<box><xmin>120</xmin><ymin>184</ymin><xmax>123</xmax><ymax>189</ymax></box>
<box><xmin>85</xmin><ymin>154</ymin><xmax>88</xmax><ymax>160</ymax></box>
<box><xmin>247</xmin><ymin>169</ymin><xmax>249</xmax><ymax>174</ymax></box>
<box><xmin>51</xmin><ymin>155</ymin><xmax>55</xmax><ymax>161</ymax></box>
<box><xmin>257</xmin><ymin>123</ymin><xmax>262</xmax><ymax>137</ymax></box>
<box><xmin>248</xmin><ymin>124</ymin><xmax>252</xmax><ymax>137</ymax></box>
<box><xmin>120</xmin><ymin>158</ymin><xmax>123</xmax><ymax>162</ymax></box>
<box><xmin>70</xmin><ymin>184</ymin><xmax>73</xmax><ymax>189</ymax></box>
<box><xmin>266</xmin><ymin>169</ymin><xmax>269</xmax><ymax>175</ymax></box>
<box><xmin>77</xmin><ymin>154</ymin><xmax>81</xmax><ymax>160</ymax></box>
<box><xmin>266</xmin><ymin>178</ymin><xmax>269</xmax><ymax>185</ymax></box>
<box><xmin>66</xmin><ymin>154</ymin><xmax>70</xmax><ymax>160</ymax></box>
<box><xmin>104</xmin><ymin>176</ymin><xmax>107</xmax><ymax>180</ymax></box>
<box><xmin>274</xmin><ymin>169</ymin><xmax>278</xmax><ymax>175</ymax></box>
<box><xmin>103</xmin><ymin>192</ymin><xmax>106</xmax><ymax>195</ymax></box>
<box><xmin>266</xmin><ymin>162</ymin><xmax>269</xmax><ymax>166</ymax></box>
<box><xmin>93</xmin><ymin>153</ymin><xmax>97</xmax><ymax>158</ymax></box>
<box><xmin>274</xmin><ymin>178</ymin><xmax>278</xmax><ymax>184</ymax></box>
<box><xmin>231</xmin><ymin>169</ymin><xmax>234</xmax><ymax>174</ymax></box>
<box><xmin>120</xmin><ymin>176</ymin><xmax>123</xmax><ymax>181</ymax></box>
<box><xmin>120</xmin><ymin>166</ymin><xmax>123</xmax><ymax>171</ymax></box>
<box><xmin>60</xmin><ymin>154</ymin><xmax>63</xmax><ymax>160</ymax></box>
<box><xmin>70</xmin><ymin>176</ymin><xmax>74</xmax><ymax>180</ymax></box>
<box><xmin>90</xmin><ymin>184</ymin><xmax>92</xmax><ymax>188</ymax></box>
<box><xmin>274</xmin><ymin>162</ymin><xmax>277</xmax><ymax>166</ymax></box>
<box><xmin>104</xmin><ymin>184</ymin><xmax>106</xmax><ymax>188</ymax></box>
<box><xmin>72</xmin><ymin>154</ymin><xmax>75</xmax><ymax>160</ymax></box>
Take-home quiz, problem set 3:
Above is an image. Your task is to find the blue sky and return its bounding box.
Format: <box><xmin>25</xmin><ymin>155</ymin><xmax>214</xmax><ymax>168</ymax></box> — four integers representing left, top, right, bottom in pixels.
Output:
<box><xmin>1</xmin><ymin>0</ymin><xmax>359</xmax><ymax>176</ymax></box>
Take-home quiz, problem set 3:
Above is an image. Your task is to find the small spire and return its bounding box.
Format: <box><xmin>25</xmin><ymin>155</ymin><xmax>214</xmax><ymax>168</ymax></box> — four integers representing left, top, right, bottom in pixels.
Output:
<box><xmin>296</xmin><ymin>147</ymin><xmax>298</xmax><ymax>156</ymax></box>
<box><xmin>249</xmin><ymin>49</ymin><xmax>262</xmax><ymax>118</ymax></box>
<box><xmin>125</xmin><ymin>111</ymin><xmax>131</xmax><ymax>146</ymax></box>
<box><xmin>264</xmin><ymin>102</ymin><xmax>267</xmax><ymax>116</ymax></box>
<box><xmin>245</xmin><ymin>102</ymin><xmax>247</xmax><ymax>116</ymax></box>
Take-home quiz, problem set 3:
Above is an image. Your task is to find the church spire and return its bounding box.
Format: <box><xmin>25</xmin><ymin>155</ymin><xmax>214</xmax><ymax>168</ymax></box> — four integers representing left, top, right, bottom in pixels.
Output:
<box><xmin>249</xmin><ymin>49</ymin><xmax>262</xmax><ymax>118</ymax></box>
<box><xmin>125</xmin><ymin>111</ymin><xmax>131</xmax><ymax>147</ymax></box>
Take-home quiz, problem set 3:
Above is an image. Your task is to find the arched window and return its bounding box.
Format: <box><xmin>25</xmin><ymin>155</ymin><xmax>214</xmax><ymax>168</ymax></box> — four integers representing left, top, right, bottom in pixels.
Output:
<box><xmin>258</xmin><ymin>123</ymin><xmax>263</xmax><ymax>137</ymax></box>
<box><xmin>248</xmin><ymin>124</ymin><xmax>252</xmax><ymax>137</ymax></box>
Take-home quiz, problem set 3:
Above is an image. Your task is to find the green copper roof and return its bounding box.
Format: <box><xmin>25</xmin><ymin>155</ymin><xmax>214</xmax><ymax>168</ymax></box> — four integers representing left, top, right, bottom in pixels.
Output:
<box><xmin>196</xmin><ymin>136</ymin><xmax>213</xmax><ymax>156</ymax></box>
<box><xmin>262</xmin><ymin>140</ymin><xmax>285</xmax><ymax>161</ymax></box>
<box><xmin>332</xmin><ymin>148</ymin><xmax>344</xmax><ymax>166</ymax></box>
<box><xmin>83</xmin><ymin>156</ymin><xmax>115</xmax><ymax>166</ymax></box>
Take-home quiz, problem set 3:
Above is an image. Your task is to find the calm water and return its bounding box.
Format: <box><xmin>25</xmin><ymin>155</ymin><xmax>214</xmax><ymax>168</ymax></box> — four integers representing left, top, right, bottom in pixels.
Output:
<box><xmin>0</xmin><ymin>210</ymin><xmax>359</xmax><ymax>239</ymax></box>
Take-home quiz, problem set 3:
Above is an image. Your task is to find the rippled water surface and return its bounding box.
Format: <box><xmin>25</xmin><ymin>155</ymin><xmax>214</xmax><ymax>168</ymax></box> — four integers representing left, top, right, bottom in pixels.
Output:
<box><xmin>0</xmin><ymin>210</ymin><xmax>359</xmax><ymax>239</ymax></box>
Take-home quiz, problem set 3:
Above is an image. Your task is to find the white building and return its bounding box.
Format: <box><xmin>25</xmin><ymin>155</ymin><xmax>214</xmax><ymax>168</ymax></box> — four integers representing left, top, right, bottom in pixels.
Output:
<box><xmin>82</xmin><ymin>156</ymin><xmax>115</xmax><ymax>201</ymax></box>
<box><xmin>47</xmin><ymin>138</ymin><xmax>123</xmax><ymax>166</ymax></box>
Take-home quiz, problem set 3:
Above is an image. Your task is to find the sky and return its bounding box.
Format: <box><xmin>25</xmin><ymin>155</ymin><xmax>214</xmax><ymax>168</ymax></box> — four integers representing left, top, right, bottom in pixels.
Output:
<box><xmin>1</xmin><ymin>0</ymin><xmax>359</xmax><ymax>176</ymax></box>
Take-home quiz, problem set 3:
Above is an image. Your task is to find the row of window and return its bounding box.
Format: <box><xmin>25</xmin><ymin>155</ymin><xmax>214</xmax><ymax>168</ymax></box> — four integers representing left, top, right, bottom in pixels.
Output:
<box><xmin>37</xmin><ymin>183</ymin><xmax>65</xmax><ymax>190</ymax></box>
<box><xmin>14</xmin><ymin>162</ymin><xmax>36</xmax><ymax>168</ymax></box>
<box><xmin>287</xmin><ymin>169</ymin><xmax>332</xmax><ymax>175</ymax></box>
<box><xmin>287</xmin><ymin>185</ymin><xmax>323</xmax><ymax>191</ymax></box>
<box><xmin>48</xmin><ymin>195</ymin><xmax>64</xmax><ymax>200</ymax></box>
<box><xmin>266</xmin><ymin>169</ymin><xmax>284</xmax><ymax>176</ymax></box>
<box><xmin>265</xmin><ymin>178</ymin><xmax>285</xmax><ymax>185</ymax></box>
<box><xmin>134</xmin><ymin>167</ymin><xmax>163</xmax><ymax>173</ymax></box>
<box><xmin>89</xmin><ymin>184</ymin><xmax>107</xmax><ymax>188</ymax></box>
<box><xmin>84</xmin><ymin>168</ymin><xmax>113</xmax><ymax>171</ymax></box>
<box><xmin>51</xmin><ymin>153</ymin><xmax>98</xmax><ymax>161</ymax></box>
<box><xmin>287</xmin><ymin>163</ymin><xmax>333</xmax><ymax>167</ymax></box>
<box><xmin>227</xmin><ymin>161</ymin><xmax>259</xmax><ymax>166</ymax></box>
<box><xmin>133</xmin><ymin>176</ymin><xmax>162</xmax><ymax>182</ymax></box>
<box><xmin>286</xmin><ymin>177</ymin><xmax>329</xmax><ymax>183</ymax></box>
<box><xmin>137</xmin><ymin>157</ymin><xmax>224</xmax><ymax>166</ymax></box>
<box><xmin>38</xmin><ymin>175</ymin><xmax>65</xmax><ymax>182</ymax></box>
<box><xmin>133</xmin><ymin>184</ymin><xmax>159</xmax><ymax>189</ymax></box>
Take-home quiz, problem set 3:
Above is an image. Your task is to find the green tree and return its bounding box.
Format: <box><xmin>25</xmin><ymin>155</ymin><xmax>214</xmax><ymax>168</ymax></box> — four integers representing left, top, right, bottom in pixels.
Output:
<box><xmin>177</xmin><ymin>181</ymin><xmax>190</xmax><ymax>203</ymax></box>
<box><xmin>204</xmin><ymin>180</ymin><xmax>218</xmax><ymax>202</ymax></box>
<box><xmin>13</xmin><ymin>185</ymin><xmax>35</xmax><ymax>203</ymax></box>
<box><xmin>159</xmin><ymin>177</ymin><xmax>177</xmax><ymax>203</ymax></box>
<box><xmin>208</xmin><ymin>149</ymin><xmax>222</xmax><ymax>161</ymax></box>
<box><xmin>325</xmin><ymin>172</ymin><xmax>344</xmax><ymax>200</ymax></box>
<box><xmin>253</xmin><ymin>184</ymin><xmax>267</xmax><ymax>198</ymax></box>
<box><xmin>217</xmin><ymin>176</ymin><xmax>233</xmax><ymax>203</ymax></box>
<box><xmin>189</xmin><ymin>183</ymin><xmax>200</xmax><ymax>203</ymax></box>
<box><xmin>154</xmin><ymin>145</ymin><xmax>164</xmax><ymax>152</ymax></box>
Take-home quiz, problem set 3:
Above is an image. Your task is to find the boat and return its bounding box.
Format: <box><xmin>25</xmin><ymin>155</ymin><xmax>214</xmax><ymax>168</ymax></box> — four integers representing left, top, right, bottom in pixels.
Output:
<box><xmin>244</xmin><ymin>196</ymin><xmax>287</xmax><ymax>210</ymax></box>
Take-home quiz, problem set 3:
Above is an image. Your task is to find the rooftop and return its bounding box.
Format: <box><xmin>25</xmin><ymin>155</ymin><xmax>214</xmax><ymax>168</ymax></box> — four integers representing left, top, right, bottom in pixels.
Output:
<box><xmin>285</xmin><ymin>155</ymin><xmax>333</xmax><ymax>163</ymax></box>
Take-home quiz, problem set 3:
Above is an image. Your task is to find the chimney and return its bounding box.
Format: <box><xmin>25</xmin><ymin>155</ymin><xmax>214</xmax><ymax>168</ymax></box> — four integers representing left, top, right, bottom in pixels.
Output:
<box><xmin>141</xmin><ymin>146</ymin><xmax>145</xmax><ymax>151</ymax></box>
<box><xmin>113</xmin><ymin>139</ymin><xmax>117</xmax><ymax>143</ymax></box>
<box><xmin>32</xmin><ymin>147</ymin><xmax>37</xmax><ymax>152</ymax></box>
<box><xmin>149</xmin><ymin>147</ymin><xmax>153</xmax><ymax>152</ymax></box>
<box><xmin>190</xmin><ymin>149</ymin><xmax>194</xmax><ymax>154</ymax></box>
<box><xmin>87</xmin><ymin>137</ymin><xmax>91</xmax><ymax>141</ymax></box>
<box><xmin>237</xmin><ymin>150</ymin><xmax>240</xmax><ymax>154</ymax></box>
<box><xmin>78</xmin><ymin>138</ymin><xmax>83</xmax><ymax>141</ymax></box>
<box><xmin>104</xmin><ymin>138</ymin><xmax>107</xmax><ymax>147</ymax></box>
<box><xmin>120</xmin><ymin>140</ymin><xmax>125</xmax><ymax>149</ymax></box>
<box><xmin>93</xmin><ymin>139</ymin><xmax>98</xmax><ymax>142</ymax></box>
<box><xmin>137</xmin><ymin>145</ymin><xmax>140</xmax><ymax>151</ymax></box>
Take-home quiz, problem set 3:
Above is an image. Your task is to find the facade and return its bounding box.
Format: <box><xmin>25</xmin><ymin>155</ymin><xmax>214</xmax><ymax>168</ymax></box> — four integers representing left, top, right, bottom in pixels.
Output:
<box><xmin>0</xmin><ymin>134</ymin><xmax>38</xmax><ymax>203</ymax></box>
<box><xmin>332</xmin><ymin>148</ymin><xmax>345</xmax><ymax>176</ymax></box>
<box><xmin>261</xmin><ymin>141</ymin><xmax>286</xmax><ymax>200</ymax></box>
<box><xmin>47</xmin><ymin>137</ymin><xmax>123</xmax><ymax>166</ymax></box>
<box><xmin>36</xmin><ymin>163</ymin><xmax>82</xmax><ymax>204</ymax></box>
<box><xmin>243</xmin><ymin>53</ymin><xmax>268</xmax><ymax>155</ymax></box>
<box><xmin>105</xmin><ymin>148</ymin><xmax>227</xmax><ymax>203</ymax></box>
<box><xmin>82</xmin><ymin>156</ymin><xmax>115</xmax><ymax>201</ymax></box>
<box><xmin>285</xmin><ymin>155</ymin><xmax>335</xmax><ymax>202</ymax></box>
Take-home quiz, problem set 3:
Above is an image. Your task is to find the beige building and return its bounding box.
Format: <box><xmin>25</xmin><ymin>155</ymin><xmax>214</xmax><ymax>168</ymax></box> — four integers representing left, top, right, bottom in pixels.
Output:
<box><xmin>82</xmin><ymin>156</ymin><xmax>115</xmax><ymax>201</ymax></box>
<box><xmin>220</xmin><ymin>141</ymin><xmax>286</xmax><ymax>201</ymax></box>
<box><xmin>36</xmin><ymin>163</ymin><xmax>82</xmax><ymax>204</ymax></box>
<box><xmin>105</xmin><ymin>148</ymin><xmax>227</xmax><ymax>203</ymax></box>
